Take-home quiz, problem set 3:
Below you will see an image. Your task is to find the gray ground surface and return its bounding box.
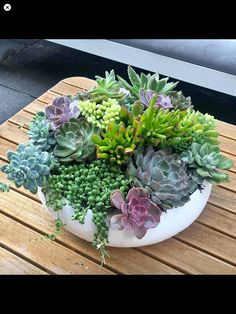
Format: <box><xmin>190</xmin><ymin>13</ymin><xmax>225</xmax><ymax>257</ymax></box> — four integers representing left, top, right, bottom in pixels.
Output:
<box><xmin>0</xmin><ymin>39</ymin><xmax>235</xmax><ymax>125</ymax></box>
<box><xmin>0</xmin><ymin>39</ymin><xmax>130</xmax><ymax>124</ymax></box>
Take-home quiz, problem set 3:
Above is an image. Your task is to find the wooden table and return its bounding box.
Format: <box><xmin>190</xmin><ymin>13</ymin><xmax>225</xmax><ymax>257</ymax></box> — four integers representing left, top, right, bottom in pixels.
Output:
<box><xmin>0</xmin><ymin>77</ymin><xmax>236</xmax><ymax>274</ymax></box>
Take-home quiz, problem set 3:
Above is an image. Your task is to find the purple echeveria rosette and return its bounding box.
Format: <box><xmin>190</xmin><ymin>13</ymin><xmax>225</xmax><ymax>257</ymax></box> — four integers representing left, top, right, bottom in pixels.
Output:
<box><xmin>110</xmin><ymin>187</ymin><xmax>161</xmax><ymax>239</ymax></box>
<box><xmin>140</xmin><ymin>89</ymin><xmax>173</xmax><ymax>109</ymax></box>
<box><xmin>45</xmin><ymin>96</ymin><xmax>80</xmax><ymax>130</ymax></box>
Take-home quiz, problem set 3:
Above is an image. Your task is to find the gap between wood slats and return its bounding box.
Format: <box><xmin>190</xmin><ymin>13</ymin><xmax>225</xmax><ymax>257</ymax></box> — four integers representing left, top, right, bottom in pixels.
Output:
<box><xmin>0</xmin><ymin>208</ymin><xmax>118</xmax><ymax>274</ymax></box>
<box><xmin>174</xmin><ymin>232</ymin><xmax>236</xmax><ymax>267</ymax></box>
<box><xmin>0</xmin><ymin>212</ymin><xmax>114</xmax><ymax>275</ymax></box>
<box><xmin>0</xmin><ymin>242</ymin><xmax>52</xmax><ymax>274</ymax></box>
<box><xmin>0</xmin><ymin>193</ymin><xmax>183</xmax><ymax>274</ymax></box>
<box><xmin>134</xmin><ymin>247</ymin><xmax>192</xmax><ymax>274</ymax></box>
<box><xmin>195</xmin><ymin>220</ymin><xmax>236</xmax><ymax>240</ymax></box>
<box><xmin>2</xmin><ymin>185</ymin><xmax>235</xmax><ymax>274</ymax></box>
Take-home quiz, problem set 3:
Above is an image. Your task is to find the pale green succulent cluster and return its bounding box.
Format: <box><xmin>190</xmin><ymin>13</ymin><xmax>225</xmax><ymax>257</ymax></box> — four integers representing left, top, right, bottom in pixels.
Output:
<box><xmin>54</xmin><ymin>118</ymin><xmax>96</xmax><ymax>163</ymax></box>
<box><xmin>170</xmin><ymin>110</ymin><xmax>219</xmax><ymax>153</ymax></box>
<box><xmin>79</xmin><ymin>98</ymin><xmax>121</xmax><ymax>130</ymax></box>
<box><xmin>0</xmin><ymin>144</ymin><xmax>55</xmax><ymax>193</ymax></box>
<box><xmin>127</xmin><ymin>147</ymin><xmax>194</xmax><ymax>209</ymax></box>
<box><xmin>180</xmin><ymin>142</ymin><xmax>233</xmax><ymax>184</ymax></box>
<box><xmin>28</xmin><ymin>112</ymin><xmax>56</xmax><ymax>152</ymax></box>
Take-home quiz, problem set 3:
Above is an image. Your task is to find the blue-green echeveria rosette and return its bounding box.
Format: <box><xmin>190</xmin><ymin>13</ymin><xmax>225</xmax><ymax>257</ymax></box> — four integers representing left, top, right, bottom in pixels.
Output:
<box><xmin>180</xmin><ymin>142</ymin><xmax>234</xmax><ymax>184</ymax></box>
<box><xmin>0</xmin><ymin>144</ymin><xmax>56</xmax><ymax>194</ymax></box>
<box><xmin>127</xmin><ymin>147</ymin><xmax>195</xmax><ymax>210</ymax></box>
<box><xmin>28</xmin><ymin>112</ymin><xmax>56</xmax><ymax>152</ymax></box>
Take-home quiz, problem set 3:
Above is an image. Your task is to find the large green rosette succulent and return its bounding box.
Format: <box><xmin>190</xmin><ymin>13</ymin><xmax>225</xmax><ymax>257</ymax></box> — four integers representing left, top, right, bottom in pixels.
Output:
<box><xmin>127</xmin><ymin>147</ymin><xmax>194</xmax><ymax>210</ymax></box>
<box><xmin>53</xmin><ymin>118</ymin><xmax>97</xmax><ymax>163</ymax></box>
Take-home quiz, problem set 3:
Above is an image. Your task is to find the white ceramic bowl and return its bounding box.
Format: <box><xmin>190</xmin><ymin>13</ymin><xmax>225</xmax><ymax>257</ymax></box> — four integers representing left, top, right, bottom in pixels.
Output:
<box><xmin>38</xmin><ymin>181</ymin><xmax>212</xmax><ymax>247</ymax></box>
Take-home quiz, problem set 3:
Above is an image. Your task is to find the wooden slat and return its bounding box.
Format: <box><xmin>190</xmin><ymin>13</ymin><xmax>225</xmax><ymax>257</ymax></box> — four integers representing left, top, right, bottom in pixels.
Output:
<box><xmin>209</xmin><ymin>186</ymin><xmax>236</xmax><ymax>214</ymax></box>
<box><xmin>219</xmin><ymin>135</ymin><xmax>236</xmax><ymax>156</ymax></box>
<box><xmin>176</xmin><ymin>222</ymin><xmax>236</xmax><ymax>265</ymax></box>
<box><xmin>23</xmin><ymin>100</ymin><xmax>47</xmax><ymax>115</ymax></box>
<box><xmin>216</xmin><ymin>120</ymin><xmax>236</xmax><ymax>140</ymax></box>
<box><xmin>219</xmin><ymin>170</ymin><xmax>236</xmax><ymax>193</ymax></box>
<box><xmin>0</xmin><ymin>246</ymin><xmax>47</xmax><ymax>274</ymax></box>
<box><xmin>137</xmin><ymin>238</ymin><xmax>236</xmax><ymax>274</ymax></box>
<box><xmin>0</xmin><ymin>213</ymin><xmax>112</xmax><ymax>274</ymax></box>
<box><xmin>37</xmin><ymin>90</ymin><xmax>61</xmax><ymax>104</ymax></box>
<box><xmin>197</xmin><ymin>203</ymin><xmax>236</xmax><ymax>238</ymax></box>
<box><xmin>63</xmin><ymin>77</ymin><xmax>96</xmax><ymax>90</ymax></box>
<box><xmin>0</xmin><ymin>188</ymin><xmax>181</xmax><ymax>274</ymax></box>
<box><xmin>9</xmin><ymin>110</ymin><xmax>33</xmax><ymax>128</ymax></box>
<box><xmin>0</xmin><ymin>137</ymin><xmax>17</xmax><ymax>159</ymax></box>
<box><xmin>50</xmin><ymin>81</ymin><xmax>81</xmax><ymax>96</ymax></box>
<box><xmin>0</xmin><ymin>122</ymin><xmax>28</xmax><ymax>144</ymax></box>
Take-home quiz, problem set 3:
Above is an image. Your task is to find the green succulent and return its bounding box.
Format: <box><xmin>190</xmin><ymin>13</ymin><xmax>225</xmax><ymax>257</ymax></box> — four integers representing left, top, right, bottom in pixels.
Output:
<box><xmin>171</xmin><ymin>91</ymin><xmax>193</xmax><ymax>110</ymax></box>
<box><xmin>79</xmin><ymin>98</ymin><xmax>121</xmax><ymax>130</ymax></box>
<box><xmin>0</xmin><ymin>181</ymin><xmax>9</xmax><ymax>192</ymax></box>
<box><xmin>92</xmin><ymin>120</ymin><xmax>143</xmax><ymax>166</ymax></box>
<box><xmin>127</xmin><ymin>147</ymin><xmax>194</xmax><ymax>210</ymax></box>
<box><xmin>180</xmin><ymin>142</ymin><xmax>233</xmax><ymax>184</ymax></box>
<box><xmin>54</xmin><ymin>118</ymin><xmax>96</xmax><ymax>163</ymax></box>
<box><xmin>0</xmin><ymin>144</ymin><xmax>55</xmax><ymax>194</ymax></box>
<box><xmin>139</xmin><ymin>95</ymin><xmax>187</xmax><ymax>147</ymax></box>
<box><xmin>171</xmin><ymin>109</ymin><xmax>219</xmax><ymax>152</ymax></box>
<box><xmin>28</xmin><ymin>112</ymin><xmax>56</xmax><ymax>152</ymax></box>
<box><xmin>89</xmin><ymin>70</ymin><xmax>127</xmax><ymax>103</ymax></box>
<box><xmin>117</xmin><ymin>66</ymin><xmax>178</xmax><ymax>99</ymax></box>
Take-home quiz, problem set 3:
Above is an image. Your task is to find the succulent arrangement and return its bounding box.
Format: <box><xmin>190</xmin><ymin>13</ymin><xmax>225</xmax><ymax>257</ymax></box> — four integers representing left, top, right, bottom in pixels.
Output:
<box><xmin>0</xmin><ymin>66</ymin><xmax>234</xmax><ymax>264</ymax></box>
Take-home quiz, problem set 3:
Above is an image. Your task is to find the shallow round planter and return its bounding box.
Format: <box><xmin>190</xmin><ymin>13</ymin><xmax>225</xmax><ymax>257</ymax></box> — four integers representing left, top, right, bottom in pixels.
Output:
<box><xmin>38</xmin><ymin>181</ymin><xmax>212</xmax><ymax>247</ymax></box>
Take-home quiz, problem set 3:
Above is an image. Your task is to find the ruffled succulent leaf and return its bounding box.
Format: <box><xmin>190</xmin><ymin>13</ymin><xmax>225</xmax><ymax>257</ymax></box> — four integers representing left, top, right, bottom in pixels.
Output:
<box><xmin>45</xmin><ymin>96</ymin><xmax>80</xmax><ymax>130</ymax></box>
<box><xmin>218</xmin><ymin>155</ymin><xmax>234</xmax><ymax>169</ymax></box>
<box><xmin>110</xmin><ymin>187</ymin><xmax>161</xmax><ymax>239</ymax></box>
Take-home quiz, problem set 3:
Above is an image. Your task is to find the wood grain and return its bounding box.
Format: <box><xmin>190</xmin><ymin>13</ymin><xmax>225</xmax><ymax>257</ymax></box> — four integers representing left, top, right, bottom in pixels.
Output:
<box><xmin>0</xmin><ymin>246</ymin><xmax>47</xmax><ymax>274</ymax></box>
<box><xmin>0</xmin><ymin>213</ymin><xmax>112</xmax><ymax>274</ymax></box>
<box><xmin>0</xmin><ymin>188</ymin><xmax>181</xmax><ymax>274</ymax></box>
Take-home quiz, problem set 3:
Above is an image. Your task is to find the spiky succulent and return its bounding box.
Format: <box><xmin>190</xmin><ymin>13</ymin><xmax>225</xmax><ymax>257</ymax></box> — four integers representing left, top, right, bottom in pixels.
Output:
<box><xmin>28</xmin><ymin>112</ymin><xmax>56</xmax><ymax>152</ymax></box>
<box><xmin>45</xmin><ymin>96</ymin><xmax>80</xmax><ymax>130</ymax></box>
<box><xmin>170</xmin><ymin>91</ymin><xmax>193</xmax><ymax>110</ymax></box>
<box><xmin>89</xmin><ymin>70</ymin><xmax>127</xmax><ymax>103</ymax></box>
<box><xmin>139</xmin><ymin>95</ymin><xmax>187</xmax><ymax>147</ymax></box>
<box><xmin>117</xmin><ymin>66</ymin><xmax>178</xmax><ymax>99</ymax></box>
<box><xmin>180</xmin><ymin>142</ymin><xmax>233</xmax><ymax>184</ymax></box>
<box><xmin>92</xmin><ymin>120</ymin><xmax>143</xmax><ymax>166</ymax></box>
<box><xmin>127</xmin><ymin>147</ymin><xmax>194</xmax><ymax>210</ymax></box>
<box><xmin>53</xmin><ymin>118</ymin><xmax>96</xmax><ymax>163</ymax></box>
<box><xmin>79</xmin><ymin>98</ymin><xmax>121</xmax><ymax>130</ymax></box>
<box><xmin>110</xmin><ymin>187</ymin><xmax>161</xmax><ymax>239</ymax></box>
<box><xmin>0</xmin><ymin>144</ymin><xmax>55</xmax><ymax>194</ymax></box>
